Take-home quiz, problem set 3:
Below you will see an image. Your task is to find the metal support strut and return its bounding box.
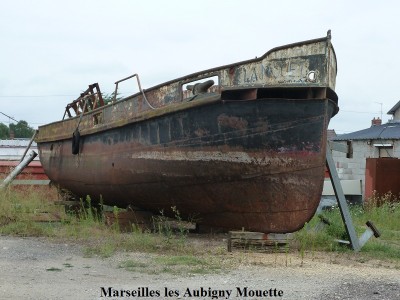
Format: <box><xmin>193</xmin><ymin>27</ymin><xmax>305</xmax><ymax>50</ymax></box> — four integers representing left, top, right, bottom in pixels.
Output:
<box><xmin>0</xmin><ymin>150</ymin><xmax>38</xmax><ymax>189</ymax></box>
<box><xmin>326</xmin><ymin>141</ymin><xmax>380</xmax><ymax>252</ymax></box>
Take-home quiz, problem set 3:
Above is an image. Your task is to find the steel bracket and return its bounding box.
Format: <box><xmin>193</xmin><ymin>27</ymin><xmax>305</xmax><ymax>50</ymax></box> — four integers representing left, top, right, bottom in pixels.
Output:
<box><xmin>326</xmin><ymin>141</ymin><xmax>380</xmax><ymax>251</ymax></box>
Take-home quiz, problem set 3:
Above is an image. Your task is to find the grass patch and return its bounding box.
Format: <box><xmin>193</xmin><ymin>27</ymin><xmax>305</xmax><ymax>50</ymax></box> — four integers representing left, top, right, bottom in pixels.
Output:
<box><xmin>1</xmin><ymin>187</ymin><xmax>399</xmax><ymax>265</ymax></box>
<box><xmin>117</xmin><ymin>254</ymin><xmax>222</xmax><ymax>275</ymax></box>
<box><xmin>0</xmin><ymin>188</ymin><xmax>189</xmax><ymax>251</ymax></box>
<box><xmin>294</xmin><ymin>193</ymin><xmax>400</xmax><ymax>261</ymax></box>
<box><xmin>0</xmin><ymin>220</ymin><xmax>53</xmax><ymax>237</ymax></box>
<box><xmin>0</xmin><ymin>187</ymin><xmax>208</xmax><ymax>258</ymax></box>
<box><xmin>118</xmin><ymin>260</ymin><xmax>148</xmax><ymax>271</ymax></box>
<box><xmin>46</xmin><ymin>267</ymin><xmax>62</xmax><ymax>272</ymax></box>
<box><xmin>155</xmin><ymin>255</ymin><xmax>205</xmax><ymax>266</ymax></box>
<box><xmin>0</xmin><ymin>186</ymin><xmax>60</xmax><ymax>227</ymax></box>
<box><xmin>155</xmin><ymin>255</ymin><xmax>220</xmax><ymax>275</ymax></box>
<box><xmin>63</xmin><ymin>263</ymin><xmax>73</xmax><ymax>268</ymax></box>
<box><xmin>0</xmin><ymin>187</ymin><xmax>227</xmax><ymax>274</ymax></box>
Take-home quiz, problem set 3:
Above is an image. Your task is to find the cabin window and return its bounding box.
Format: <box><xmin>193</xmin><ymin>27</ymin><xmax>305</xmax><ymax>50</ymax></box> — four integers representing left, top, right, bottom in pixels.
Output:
<box><xmin>182</xmin><ymin>75</ymin><xmax>219</xmax><ymax>100</ymax></box>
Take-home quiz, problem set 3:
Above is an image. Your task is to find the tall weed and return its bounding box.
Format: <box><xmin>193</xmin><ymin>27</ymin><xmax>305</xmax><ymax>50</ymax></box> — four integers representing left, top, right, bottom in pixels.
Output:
<box><xmin>295</xmin><ymin>193</ymin><xmax>400</xmax><ymax>259</ymax></box>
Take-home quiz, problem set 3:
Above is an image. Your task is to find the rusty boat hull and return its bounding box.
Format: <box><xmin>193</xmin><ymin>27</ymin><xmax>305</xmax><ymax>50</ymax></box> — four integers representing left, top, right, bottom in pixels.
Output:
<box><xmin>36</xmin><ymin>32</ymin><xmax>338</xmax><ymax>233</ymax></box>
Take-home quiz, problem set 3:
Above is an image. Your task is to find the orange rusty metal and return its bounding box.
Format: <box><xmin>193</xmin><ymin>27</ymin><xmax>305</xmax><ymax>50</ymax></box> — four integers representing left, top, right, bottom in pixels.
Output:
<box><xmin>365</xmin><ymin>158</ymin><xmax>400</xmax><ymax>203</ymax></box>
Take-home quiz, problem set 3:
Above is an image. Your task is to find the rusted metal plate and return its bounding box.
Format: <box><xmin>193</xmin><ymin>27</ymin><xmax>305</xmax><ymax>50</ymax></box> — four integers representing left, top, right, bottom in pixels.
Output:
<box><xmin>37</xmin><ymin>97</ymin><xmax>336</xmax><ymax>233</ymax></box>
<box><xmin>36</xmin><ymin>32</ymin><xmax>338</xmax><ymax>233</ymax></box>
<box><xmin>365</xmin><ymin>158</ymin><xmax>400</xmax><ymax>203</ymax></box>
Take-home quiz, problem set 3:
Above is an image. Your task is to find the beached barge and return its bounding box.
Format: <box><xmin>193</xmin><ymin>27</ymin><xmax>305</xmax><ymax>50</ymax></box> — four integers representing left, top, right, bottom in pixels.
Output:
<box><xmin>36</xmin><ymin>31</ymin><xmax>338</xmax><ymax>233</ymax></box>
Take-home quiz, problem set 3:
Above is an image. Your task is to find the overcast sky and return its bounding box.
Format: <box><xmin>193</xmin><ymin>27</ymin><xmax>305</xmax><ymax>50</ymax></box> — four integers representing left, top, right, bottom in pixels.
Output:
<box><xmin>1</xmin><ymin>0</ymin><xmax>399</xmax><ymax>134</ymax></box>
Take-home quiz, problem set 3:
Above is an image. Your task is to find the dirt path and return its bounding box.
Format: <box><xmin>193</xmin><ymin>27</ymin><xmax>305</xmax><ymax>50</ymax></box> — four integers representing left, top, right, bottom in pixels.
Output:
<box><xmin>0</xmin><ymin>235</ymin><xmax>399</xmax><ymax>300</ymax></box>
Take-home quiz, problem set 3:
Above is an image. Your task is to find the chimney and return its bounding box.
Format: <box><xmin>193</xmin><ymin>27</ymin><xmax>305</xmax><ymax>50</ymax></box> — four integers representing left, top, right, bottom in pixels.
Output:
<box><xmin>9</xmin><ymin>130</ymin><xmax>14</xmax><ymax>140</ymax></box>
<box><xmin>371</xmin><ymin>117</ymin><xmax>382</xmax><ymax>126</ymax></box>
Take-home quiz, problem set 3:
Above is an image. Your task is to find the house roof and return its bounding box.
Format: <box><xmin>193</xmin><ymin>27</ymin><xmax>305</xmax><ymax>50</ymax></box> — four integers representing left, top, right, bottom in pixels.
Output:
<box><xmin>327</xmin><ymin>129</ymin><xmax>337</xmax><ymax>140</ymax></box>
<box><xmin>0</xmin><ymin>139</ymin><xmax>37</xmax><ymax>147</ymax></box>
<box><xmin>0</xmin><ymin>139</ymin><xmax>39</xmax><ymax>161</ymax></box>
<box><xmin>333</xmin><ymin>121</ymin><xmax>400</xmax><ymax>141</ymax></box>
<box><xmin>388</xmin><ymin>100</ymin><xmax>400</xmax><ymax>115</ymax></box>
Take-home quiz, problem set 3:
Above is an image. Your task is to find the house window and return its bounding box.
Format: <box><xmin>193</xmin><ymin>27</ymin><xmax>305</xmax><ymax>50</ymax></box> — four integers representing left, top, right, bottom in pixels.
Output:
<box><xmin>379</xmin><ymin>146</ymin><xmax>393</xmax><ymax>158</ymax></box>
<box><xmin>373</xmin><ymin>143</ymin><xmax>393</xmax><ymax>158</ymax></box>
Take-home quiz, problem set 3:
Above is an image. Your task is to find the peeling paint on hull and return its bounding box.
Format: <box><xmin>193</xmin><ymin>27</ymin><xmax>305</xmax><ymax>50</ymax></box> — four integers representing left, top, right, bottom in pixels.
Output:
<box><xmin>36</xmin><ymin>32</ymin><xmax>338</xmax><ymax>233</ymax></box>
<box><xmin>38</xmin><ymin>98</ymin><xmax>336</xmax><ymax>233</ymax></box>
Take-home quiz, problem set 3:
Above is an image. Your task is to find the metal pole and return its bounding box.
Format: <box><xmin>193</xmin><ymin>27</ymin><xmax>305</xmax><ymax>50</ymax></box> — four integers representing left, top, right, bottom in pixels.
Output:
<box><xmin>326</xmin><ymin>143</ymin><xmax>360</xmax><ymax>251</ymax></box>
<box><xmin>19</xmin><ymin>130</ymin><xmax>38</xmax><ymax>163</ymax></box>
<box><xmin>0</xmin><ymin>150</ymin><xmax>37</xmax><ymax>189</ymax></box>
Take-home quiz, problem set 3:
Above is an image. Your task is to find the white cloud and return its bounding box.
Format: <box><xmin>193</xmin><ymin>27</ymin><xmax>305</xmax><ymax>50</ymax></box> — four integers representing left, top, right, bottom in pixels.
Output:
<box><xmin>1</xmin><ymin>0</ymin><xmax>400</xmax><ymax>131</ymax></box>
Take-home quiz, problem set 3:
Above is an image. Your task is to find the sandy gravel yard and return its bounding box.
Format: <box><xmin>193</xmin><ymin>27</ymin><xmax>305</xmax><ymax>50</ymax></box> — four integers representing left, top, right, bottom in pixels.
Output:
<box><xmin>0</xmin><ymin>235</ymin><xmax>399</xmax><ymax>300</ymax></box>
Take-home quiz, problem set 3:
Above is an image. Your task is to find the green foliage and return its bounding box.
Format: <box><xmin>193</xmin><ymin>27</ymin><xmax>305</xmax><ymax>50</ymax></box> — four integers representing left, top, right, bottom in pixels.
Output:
<box><xmin>83</xmin><ymin>242</ymin><xmax>116</xmax><ymax>258</ymax></box>
<box><xmin>9</xmin><ymin>120</ymin><xmax>35</xmax><ymax>138</ymax></box>
<box><xmin>363</xmin><ymin>192</ymin><xmax>400</xmax><ymax>231</ymax></box>
<box><xmin>152</xmin><ymin>206</ymin><xmax>192</xmax><ymax>251</ymax></box>
<box><xmin>118</xmin><ymin>260</ymin><xmax>148</xmax><ymax>271</ymax></box>
<box><xmin>0</xmin><ymin>189</ymin><xmax>224</xmax><ymax>275</ymax></box>
<box><xmin>0</xmin><ymin>123</ymin><xmax>9</xmax><ymax>139</ymax></box>
<box><xmin>117</xmin><ymin>255</ymin><xmax>221</xmax><ymax>275</ymax></box>
<box><xmin>2</xmin><ymin>188</ymin><xmax>399</xmax><ymax>265</ymax></box>
<box><xmin>46</xmin><ymin>267</ymin><xmax>62</xmax><ymax>272</ymax></box>
<box><xmin>0</xmin><ymin>120</ymin><xmax>36</xmax><ymax>139</ymax></box>
<box><xmin>0</xmin><ymin>187</ymin><xmax>59</xmax><ymax>236</ymax></box>
<box><xmin>102</xmin><ymin>92</ymin><xmax>122</xmax><ymax>104</ymax></box>
<box><xmin>1</xmin><ymin>188</ymin><xmax>202</xmax><ymax>259</ymax></box>
<box><xmin>294</xmin><ymin>193</ymin><xmax>400</xmax><ymax>260</ymax></box>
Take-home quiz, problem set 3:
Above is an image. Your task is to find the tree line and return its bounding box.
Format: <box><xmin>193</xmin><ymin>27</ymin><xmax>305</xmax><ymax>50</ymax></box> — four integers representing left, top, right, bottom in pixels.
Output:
<box><xmin>0</xmin><ymin>121</ymin><xmax>36</xmax><ymax>139</ymax></box>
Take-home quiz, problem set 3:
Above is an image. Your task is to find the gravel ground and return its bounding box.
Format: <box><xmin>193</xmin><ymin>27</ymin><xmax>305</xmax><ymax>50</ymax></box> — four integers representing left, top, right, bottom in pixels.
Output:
<box><xmin>0</xmin><ymin>235</ymin><xmax>399</xmax><ymax>300</ymax></box>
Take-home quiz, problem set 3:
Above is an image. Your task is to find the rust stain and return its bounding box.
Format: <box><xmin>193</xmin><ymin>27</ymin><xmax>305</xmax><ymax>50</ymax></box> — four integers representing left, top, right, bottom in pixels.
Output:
<box><xmin>217</xmin><ymin>113</ymin><xmax>248</xmax><ymax>130</ymax></box>
<box><xmin>35</xmin><ymin>32</ymin><xmax>338</xmax><ymax>233</ymax></box>
<box><xmin>194</xmin><ymin>128</ymin><xmax>209</xmax><ymax>137</ymax></box>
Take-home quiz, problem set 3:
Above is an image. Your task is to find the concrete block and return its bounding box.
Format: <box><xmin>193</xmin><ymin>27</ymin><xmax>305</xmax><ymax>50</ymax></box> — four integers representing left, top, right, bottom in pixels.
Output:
<box><xmin>348</xmin><ymin>162</ymin><xmax>359</xmax><ymax>170</ymax></box>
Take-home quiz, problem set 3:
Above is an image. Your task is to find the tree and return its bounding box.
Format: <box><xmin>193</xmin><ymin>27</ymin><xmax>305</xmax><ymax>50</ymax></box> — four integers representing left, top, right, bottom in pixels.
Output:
<box><xmin>0</xmin><ymin>123</ymin><xmax>9</xmax><ymax>139</ymax></box>
<box><xmin>102</xmin><ymin>92</ymin><xmax>122</xmax><ymax>104</ymax></box>
<box><xmin>9</xmin><ymin>120</ymin><xmax>35</xmax><ymax>138</ymax></box>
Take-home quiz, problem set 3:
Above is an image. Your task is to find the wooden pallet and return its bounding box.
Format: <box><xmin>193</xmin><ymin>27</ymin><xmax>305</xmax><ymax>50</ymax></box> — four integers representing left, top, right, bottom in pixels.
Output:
<box><xmin>227</xmin><ymin>231</ymin><xmax>292</xmax><ymax>252</ymax></box>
